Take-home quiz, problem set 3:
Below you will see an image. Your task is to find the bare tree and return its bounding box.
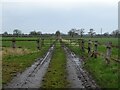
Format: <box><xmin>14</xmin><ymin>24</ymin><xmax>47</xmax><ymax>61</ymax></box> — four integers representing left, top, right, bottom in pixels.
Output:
<box><xmin>79</xmin><ymin>28</ymin><xmax>84</xmax><ymax>38</ymax></box>
<box><xmin>88</xmin><ymin>29</ymin><xmax>95</xmax><ymax>38</ymax></box>
<box><xmin>68</xmin><ymin>28</ymin><xmax>78</xmax><ymax>37</ymax></box>
<box><xmin>111</xmin><ymin>29</ymin><xmax>119</xmax><ymax>38</ymax></box>
<box><xmin>68</xmin><ymin>30</ymin><xmax>74</xmax><ymax>37</ymax></box>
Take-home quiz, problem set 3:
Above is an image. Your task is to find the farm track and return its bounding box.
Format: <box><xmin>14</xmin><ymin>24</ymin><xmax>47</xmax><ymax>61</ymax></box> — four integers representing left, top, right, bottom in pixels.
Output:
<box><xmin>3</xmin><ymin>45</ymin><xmax>55</xmax><ymax>88</ymax></box>
<box><xmin>3</xmin><ymin>41</ymin><xmax>100</xmax><ymax>88</ymax></box>
<box><xmin>63</xmin><ymin>45</ymin><xmax>100</xmax><ymax>89</ymax></box>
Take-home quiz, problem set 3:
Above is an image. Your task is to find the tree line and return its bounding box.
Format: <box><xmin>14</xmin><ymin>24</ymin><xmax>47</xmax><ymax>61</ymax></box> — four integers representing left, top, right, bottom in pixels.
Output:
<box><xmin>68</xmin><ymin>28</ymin><xmax>119</xmax><ymax>38</ymax></box>
<box><xmin>2</xmin><ymin>28</ymin><xmax>119</xmax><ymax>38</ymax></box>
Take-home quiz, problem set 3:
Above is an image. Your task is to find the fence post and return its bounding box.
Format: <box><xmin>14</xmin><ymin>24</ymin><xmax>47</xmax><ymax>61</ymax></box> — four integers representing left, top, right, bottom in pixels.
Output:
<box><xmin>105</xmin><ymin>42</ymin><xmax>112</xmax><ymax>64</ymax></box>
<box><xmin>94</xmin><ymin>40</ymin><xmax>98</xmax><ymax>58</ymax></box>
<box><xmin>88</xmin><ymin>39</ymin><xmax>92</xmax><ymax>56</ymax></box>
<box><xmin>37</xmin><ymin>38</ymin><xmax>40</xmax><ymax>50</ymax></box>
<box><xmin>91</xmin><ymin>40</ymin><xmax>98</xmax><ymax>58</ymax></box>
<box><xmin>81</xmin><ymin>39</ymin><xmax>85</xmax><ymax>52</ymax></box>
<box><xmin>12</xmin><ymin>38</ymin><xmax>16</xmax><ymax>48</ymax></box>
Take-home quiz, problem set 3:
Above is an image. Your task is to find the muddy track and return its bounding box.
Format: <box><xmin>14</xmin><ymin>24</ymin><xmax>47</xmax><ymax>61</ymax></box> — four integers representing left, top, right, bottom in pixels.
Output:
<box><xmin>3</xmin><ymin>42</ymin><xmax>100</xmax><ymax>89</ymax></box>
<box><xmin>63</xmin><ymin>46</ymin><xmax>100</xmax><ymax>89</ymax></box>
<box><xmin>3</xmin><ymin>45</ymin><xmax>55</xmax><ymax>88</ymax></box>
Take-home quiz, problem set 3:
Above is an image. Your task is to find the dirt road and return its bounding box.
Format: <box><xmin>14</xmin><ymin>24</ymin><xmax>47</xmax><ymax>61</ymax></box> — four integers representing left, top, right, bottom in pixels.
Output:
<box><xmin>4</xmin><ymin>45</ymin><xmax>54</xmax><ymax>88</ymax></box>
<box><xmin>64</xmin><ymin>46</ymin><xmax>99</xmax><ymax>89</ymax></box>
<box><xmin>3</xmin><ymin>44</ymin><xmax>99</xmax><ymax>89</ymax></box>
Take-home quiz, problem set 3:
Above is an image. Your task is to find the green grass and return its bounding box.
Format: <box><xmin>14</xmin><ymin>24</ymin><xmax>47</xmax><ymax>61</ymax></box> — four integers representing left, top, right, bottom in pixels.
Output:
<box><xmin>2</xmin><ymin>37</ymin><xmax>56</xmax><ymax>85</ymax></box>
<box><xmin>42</xmin><ymin>41</ymin><xmax>68</xmax><ymax>88</ymax></box>
<box><xmin>84</xmin><ymin>57</ymin><xmax>118</xmax><ymax>88</ymax></box>
<box><xmin>2</xmin><ymin>46</ymin><xmax>50</xmax><ymax>85</ymax></box>
<box><xmin>62</xmin><ymin>39</ymin><xmax>119</xmax><ymax>88</ymax></box>
<box><xmin>63</xmin><ymin>37</ymin><xmax>119</xmax><ymax>60</ymax></box>
<box><xmin>84</xmin><ymin>37</ymin><xmax>118</xmax><ymax>46</ymax></box>
<box><xmin>2</xmin><ymin>37</ymin><xmax>38</xmax><ymax>41</ymax></box>
<box><xmin>63</xmin><ymin>37</ymin><xmax>118</xmax><ymax>46</ymax></box>
<box><xmin>2</xmin><ymin>37</ymin><xmax>56</xmax><ymax>51</ymax></box>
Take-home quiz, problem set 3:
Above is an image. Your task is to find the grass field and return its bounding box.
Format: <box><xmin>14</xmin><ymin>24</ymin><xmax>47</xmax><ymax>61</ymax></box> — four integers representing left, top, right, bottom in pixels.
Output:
<box><xmin>63</xmin><ymin>37</ymin><xmax>118</xmax><ymax>46</ymax></box>
<box><xmin>42</xmin><ymin>41</ymin><xmax>68</xmax><ymax>88</ymax></box>
<box><xmin>2</xmin><ymin>37</ymin><xmax>55</xmax><ymax>51</ymax></box>
<box><xmin>63</xmin><ymin>37</ymin><xmax>119</xmax><ymax>60</ymax></box>
<box><xmin>2</xmin><ymin>46</ymin><xmax>50</xmax><ymax>85</ymax></box>
<box><xmin>1</xmin><ymin>36</ymin><xmax>119</xmax><ymax>88</ymax></box>
<box><xmin>62</xmin><ymin>37</ymin><xmax>119</xmax><ymax>88</ymax></box>
<box><xmin>2</xmin><ymin>37</ymin><xmax>55</xmax><ymax>85</ymax></box>
<box><xmin>84</xmin><ymin>57</ymin><xmax>118</xmax><ymax>88</ymax></box>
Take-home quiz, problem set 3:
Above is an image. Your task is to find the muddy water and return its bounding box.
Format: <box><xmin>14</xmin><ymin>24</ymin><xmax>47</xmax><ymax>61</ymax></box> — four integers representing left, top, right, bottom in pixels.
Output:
<box><xmin>64</xmin><ymin>46</ymin><xmax>99</xmax><ymax>88</ymax></box>
<box><xmin>4</xmin><ymin>45</ymin><xmax>54</xmax><ymax>88</ymax></box>
<box><xmin>64</xmin><ymin>47</ymin><xmax>84</xmax><ymax>88</ymax></box>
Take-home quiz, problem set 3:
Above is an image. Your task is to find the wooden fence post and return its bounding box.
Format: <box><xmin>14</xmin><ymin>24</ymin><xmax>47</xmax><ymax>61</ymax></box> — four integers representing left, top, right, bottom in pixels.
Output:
<box><xmin>12</xmin><ymin>38</ymin><xmax>16</xmax><ymax>48</ymax></box>
<box><xmin>88</xmin><ymin>39</ymin><xmax>92</xmax><ymax>56</ymax></box>
<box><xmin>91</xmin><ymin>40</ymin><xmax>98</xmax><ymax>58</ymax></box>
<box><xmin>81</xmin><ymin>39</ymin><xmax>85</xmax><ymax>52</ymax></box>
<box><xmin>94</xmin><ymin>40</ymin><xmax>98</xmax><ymax>58</ymax></box>
<box><xmin>37</xmin><ymin>38</ymin><xmax>40</xmax><ymax>50</ymax></box>
<box><xmin>105</xmin><ymin>42</ymin><xmax>112</xmax><ymax>64</ymax></box>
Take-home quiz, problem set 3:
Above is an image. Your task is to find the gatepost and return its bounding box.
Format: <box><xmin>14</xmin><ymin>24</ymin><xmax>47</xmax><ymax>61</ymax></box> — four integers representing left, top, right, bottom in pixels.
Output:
<box><xmin>12</xmin><ymin>38</ymin><xmax>16</xmax><ymax>48</ymax></box>
<box><xmin>105</xmin><ymin>41</ymin><xmax>112</xmax><ymax>64</ymax></box>
<box><xmin>91</xmin><ymin>40</ymin><xmax>98</xmax><ymax>58</ymax></box>
<box><xmin>88</xmin><ymin>39</ymin><xmax>92</xmax><ymax>56</ymax></box>
<box><xmin>94</xmin><ymin>40</ymin><xmax>98</xmax><ymax>58</ymax></box>
<box><xmin>81</xmin><ymin>39</ymin><xmax>85</xmax><ymax>52</ymax></box>
<box><xmin>37</xmin><ymin>38</ymin><xmax>40</xmax><ymax>50</ymax></box>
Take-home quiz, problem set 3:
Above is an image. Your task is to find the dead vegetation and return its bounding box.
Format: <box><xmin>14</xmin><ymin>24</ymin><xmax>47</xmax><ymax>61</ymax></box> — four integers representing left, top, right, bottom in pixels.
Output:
<box><xmin>2</xmin><ymin>47</ymin><xmax>30</xmax><ymax>57</ymax></box>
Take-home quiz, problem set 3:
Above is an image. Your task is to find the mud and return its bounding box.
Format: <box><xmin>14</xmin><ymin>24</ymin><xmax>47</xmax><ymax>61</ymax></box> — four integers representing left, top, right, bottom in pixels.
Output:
<box><xmin>64</xmin><ymin>46</ymin><xmax>99</xmax><ymax>89</ymax></box>
<box><xmin>3</xmin><ymin>45</ymin><xmax>54</xmax><ymax>88</ymax></box>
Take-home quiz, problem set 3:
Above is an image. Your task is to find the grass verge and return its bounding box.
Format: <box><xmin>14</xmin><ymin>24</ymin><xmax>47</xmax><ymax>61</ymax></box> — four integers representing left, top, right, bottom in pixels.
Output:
<box><xmin>2</xmin><ymin>46</ymin><xmax>49</xmax><ymax>85</ymax></box>
<box><xmin>84</xmin><ymin>57</ymin><xmax>118</xmax><ymax>88</ymax></box>
<box><xmin>42</xmin><ymin>42</ymin><xmax>68</xmax><ymax>88</ymax></box>
<box><xmin>63</xmin><ymin>41</ymin><xmax>119</xmax><ymax>88</ymax></box>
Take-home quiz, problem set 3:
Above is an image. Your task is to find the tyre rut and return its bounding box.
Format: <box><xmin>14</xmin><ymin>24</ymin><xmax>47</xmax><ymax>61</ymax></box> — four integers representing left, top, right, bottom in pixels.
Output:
<box><xmin>4</xmin><ymin>45</ymin><xmax>55</xmax><ymax>88</ymax></box>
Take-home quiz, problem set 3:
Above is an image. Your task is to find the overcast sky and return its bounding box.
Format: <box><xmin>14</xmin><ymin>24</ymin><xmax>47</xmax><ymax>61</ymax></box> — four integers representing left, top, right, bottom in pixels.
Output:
<box><xmin>1</xmin><ymin>0</ymin><xmax>119</xmax><ymax>34</ymax></box>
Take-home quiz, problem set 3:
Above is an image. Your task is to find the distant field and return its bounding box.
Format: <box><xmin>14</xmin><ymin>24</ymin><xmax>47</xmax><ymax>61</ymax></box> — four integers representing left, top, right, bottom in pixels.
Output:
<box><xmin>63</xmin><ymin>37</ymin><xmax>118</xmax><ymax>46</ymax></box>
<box><xmin>2</xmin><ymin>37</ymin><xmax>55</xmax><ymax>51</ymax></box>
